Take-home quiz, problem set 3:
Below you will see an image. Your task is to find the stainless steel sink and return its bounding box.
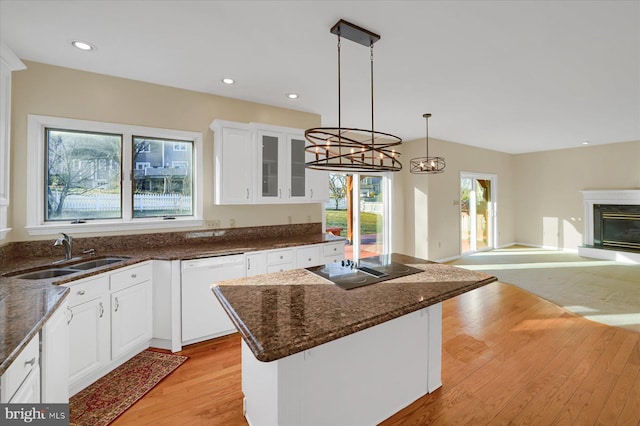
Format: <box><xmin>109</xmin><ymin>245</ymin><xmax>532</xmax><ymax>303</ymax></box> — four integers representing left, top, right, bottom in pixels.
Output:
<box><xmin>8</xmin><ymin>256</ymin><xmax>130</xmax><ymax>280</ymax></box>
<box><xmin>70</xmin><ymin>257</ymin><xmax>129</xmax><ymax>270</ymax></box>
<box><xmin>15</xmin><ymin>268</ymin><xmax>79</xmax><ymax>280</ymax></box>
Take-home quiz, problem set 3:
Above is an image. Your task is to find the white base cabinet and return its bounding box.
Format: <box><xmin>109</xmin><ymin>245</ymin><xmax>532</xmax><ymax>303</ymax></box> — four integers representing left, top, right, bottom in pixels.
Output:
<box><xmin>64</xmin><ymin>261</ymin><xmax>153</xmax><ymax>396</ymax></box>
<box><xmin>0</xmin><ymin>333</ymin><xmax>40</xmax><ymax>403</ymax></box>
<box><xmin>68</xmin><ymin>282</ymin><xmax>110</xmax><ymax>391</ymax></box>
<box><xmin>111</xmin><ymin>281</ymin><xmax>153</xmax><ymax>359</ymax></box>
<box><xmin>41</xmin><ymin>299</ymin><xmax>69</xmax><ymax>403</ymax></box>
<box><xmin>242</xmin><ymin>303</ymin><xmax>442</xmax><ymax>426</ymax></box>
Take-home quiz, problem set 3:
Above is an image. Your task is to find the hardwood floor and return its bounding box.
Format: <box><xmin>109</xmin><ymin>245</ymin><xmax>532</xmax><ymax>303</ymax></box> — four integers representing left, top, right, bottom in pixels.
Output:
<box><xmin>112</xmin><ymin>282</ymin><xmax>640</xmax><ymax>425</ymax></box>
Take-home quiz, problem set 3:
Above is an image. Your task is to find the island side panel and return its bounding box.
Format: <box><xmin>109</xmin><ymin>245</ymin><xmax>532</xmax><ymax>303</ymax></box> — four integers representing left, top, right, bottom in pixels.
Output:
<box><xmin>241</xmin><ymin>304</ymin><xmax>442</xmax><ymax>426</ymax></box>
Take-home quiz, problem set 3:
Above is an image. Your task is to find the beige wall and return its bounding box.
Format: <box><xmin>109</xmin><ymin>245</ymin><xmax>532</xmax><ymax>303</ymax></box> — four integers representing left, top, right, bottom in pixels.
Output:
<box><xmin>8</xmin><ymin>61</ymin><xmax>322</xmax><ymax>242</ymax></box>
<box><xmin>398</xmin><ymin>136</ymin><xmax>515</xmax><ymax>260</ymax></box>
<box><xmin>513</xmin><ymin>141</ymin><xmax>640</xmax><ymax>249</ymax></box>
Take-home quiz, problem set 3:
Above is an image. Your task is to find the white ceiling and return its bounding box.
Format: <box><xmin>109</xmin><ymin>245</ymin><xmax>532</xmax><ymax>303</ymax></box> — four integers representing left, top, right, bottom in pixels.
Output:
<box><xmin>1</xmin><ymin>0</ymin><xmax>639</xmax><ymax>154</ymax></box>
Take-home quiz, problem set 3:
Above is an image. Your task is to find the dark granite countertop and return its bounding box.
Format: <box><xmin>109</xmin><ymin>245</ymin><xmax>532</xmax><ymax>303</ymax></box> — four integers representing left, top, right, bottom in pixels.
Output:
<box><xmin>212</xmin><ymin>253</ymin><xmax>497</xmax><ymax>362</ymax></box>
<box><xmin>0</xmin><ymin>231</ymin><xmax>343</xmax><ymax>375</ymax></box>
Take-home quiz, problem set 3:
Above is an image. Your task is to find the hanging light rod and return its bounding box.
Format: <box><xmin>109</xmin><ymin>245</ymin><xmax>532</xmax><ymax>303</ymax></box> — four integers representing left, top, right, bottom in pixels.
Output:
<box><xmin>410</xmin><ymin>113</ymin><xmax>446</xmax><ymax>174</ymax></box>
<box><xmin>305</xmin><ymin>19</ymin><xmax>403</xmax><ymax>172</ymax></box>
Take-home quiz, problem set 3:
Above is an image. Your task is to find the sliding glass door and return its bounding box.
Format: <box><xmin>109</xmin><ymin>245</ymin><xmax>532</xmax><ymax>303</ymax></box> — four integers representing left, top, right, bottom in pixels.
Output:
<box><xmin>326</xmin><ymin>173</ymin><xmax>391</xmax><ymax>260</ymax></box>
<box><xmin>461</xmin><ymin>173</ymin><xmax>496</xmax><ymax>254</ymax></box>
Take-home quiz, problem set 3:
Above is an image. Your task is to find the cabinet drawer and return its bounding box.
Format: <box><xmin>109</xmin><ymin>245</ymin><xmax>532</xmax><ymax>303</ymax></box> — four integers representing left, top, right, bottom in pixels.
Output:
<box><xmin>266</xmin><ymin>249</ymin><xmax>294</xmax><ymax>265</ymax></box>
<box><xmin>297</xmin><ymin>246</ymin><xmax>321</xmax><ymax>268</ymax></box>
<box><xmin>2</xmin><ymin>333</ymin><xmax>39</xmax><ymax>401</ymax></box>
<box><xmin>323</xmin><ymin>242</ymin><xmax>345</xmax><ymax>258</ymax></box>
<box><xmin>65</xmin><ymin>275</ymin><xmax>109</xmax><ymax>307</ymax></box>
<box><xmin>110</xmin><ymin>262</ymin><xmax>151</xmax><ymax>292</ymax></box>
<box><xmin>266</xmin><ymin>263</ymin><xmax>295</xmax><ymax>274</ymax></box>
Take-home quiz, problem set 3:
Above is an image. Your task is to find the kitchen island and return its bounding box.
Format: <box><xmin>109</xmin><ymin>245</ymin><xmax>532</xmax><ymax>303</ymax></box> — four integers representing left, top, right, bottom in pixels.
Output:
<box><xmin>213</xmin><ymin>253</ymin><xmax>497</xmax><ymax>426</ymax></box>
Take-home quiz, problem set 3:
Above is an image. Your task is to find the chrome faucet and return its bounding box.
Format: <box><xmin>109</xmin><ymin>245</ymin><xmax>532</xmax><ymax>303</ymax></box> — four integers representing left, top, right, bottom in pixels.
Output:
<box><xmin>54</xmin><ymin>233</ymin><xmax>73</xmax><ymax>261</ymax></box>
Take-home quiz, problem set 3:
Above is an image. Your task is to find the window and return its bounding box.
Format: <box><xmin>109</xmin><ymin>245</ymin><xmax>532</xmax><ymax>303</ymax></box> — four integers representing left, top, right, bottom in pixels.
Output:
<box><xmin>27</xmin><ymin>115</ymin><xmax>203</xmax><ymax>235</ymax></box>
<box><xmin>45</xmin><ymin>128</ymin><xmax>122</xmax><ymax>221</ymax></box>
<box><xmin>133</xmin><ymin>137</ymin><xmax>193</xmax><ymax>218</ymax></box>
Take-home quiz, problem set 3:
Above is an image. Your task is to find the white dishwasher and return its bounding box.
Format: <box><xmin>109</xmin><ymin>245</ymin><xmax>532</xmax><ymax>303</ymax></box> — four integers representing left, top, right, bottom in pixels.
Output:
<box><xmin>181</xmin><ymin>253</ymin><xmax>246</xmax><ymax>345</ymax></box>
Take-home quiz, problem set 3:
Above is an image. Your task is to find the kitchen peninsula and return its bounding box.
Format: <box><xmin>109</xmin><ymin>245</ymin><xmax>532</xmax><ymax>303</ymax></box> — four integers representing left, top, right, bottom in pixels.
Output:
<box><xmin>213</xmin><ymin>253</ymin><xmax>497</xmax><ymax>426</ymax></box>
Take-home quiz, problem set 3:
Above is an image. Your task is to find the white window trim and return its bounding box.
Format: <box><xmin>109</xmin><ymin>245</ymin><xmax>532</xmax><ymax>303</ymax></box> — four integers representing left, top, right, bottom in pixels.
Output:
<box><xmin>26</xmin><ymin>114</ymin><xmax>203</xmax><ymax>236</ymax></box>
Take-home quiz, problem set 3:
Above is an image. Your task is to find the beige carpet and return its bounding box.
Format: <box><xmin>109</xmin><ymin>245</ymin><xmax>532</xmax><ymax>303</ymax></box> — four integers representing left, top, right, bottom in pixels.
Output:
<box><xmin>449</xmin><ymin>246</ymin><xmax>640</xmax><ymax>333</ymax></box>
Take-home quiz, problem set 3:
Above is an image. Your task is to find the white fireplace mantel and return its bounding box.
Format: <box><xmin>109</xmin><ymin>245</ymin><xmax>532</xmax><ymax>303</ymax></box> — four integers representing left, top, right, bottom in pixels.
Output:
<box><xmin>579</xmin><ymin>189</ymin><xmax>640</xmax><ymax>263</ymax></box>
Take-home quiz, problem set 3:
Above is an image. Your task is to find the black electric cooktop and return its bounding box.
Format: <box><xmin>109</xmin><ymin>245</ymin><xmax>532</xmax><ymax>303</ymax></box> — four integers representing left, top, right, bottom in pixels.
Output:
<box><xmin>306</xmin><ymin>255</ymin><xmax>423</xmax><ymax>290</ymax></box>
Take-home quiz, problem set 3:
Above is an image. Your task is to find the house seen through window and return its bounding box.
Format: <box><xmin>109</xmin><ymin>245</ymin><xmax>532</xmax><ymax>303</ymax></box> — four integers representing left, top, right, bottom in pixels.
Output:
<box><xmin>44</xmin><ymin>128</ymin><xmax>194</xmax><ymax>222</ymax></box>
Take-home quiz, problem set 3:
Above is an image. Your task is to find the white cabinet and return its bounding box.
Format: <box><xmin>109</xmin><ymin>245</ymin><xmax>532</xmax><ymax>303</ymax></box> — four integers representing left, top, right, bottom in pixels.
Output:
<box><xmin>296</xmin><ymin>245</ymin><xmax>321</xmax><ymax>268</ymax></box>
<box><xmin>67</xmin><ymin>276</ymin><xmax>110</xmax><ymax>391</ymax></box>
<box><xmin>266</xmin><ymin>248</ymin><xmax>296</xmax><ymax>273</ymax></box>
<box><xmin>0</xmin><ymin>44</ymin><xmax>26</xmax><ymax>240</ymax></box>
<box><xmin>211</xmin><ymin>120</ymin><xmax>328</xmax><ymax>205</ymax></box>
<box><xmin>322</xmin><ymin>241</ymin><xmax>346</xmax><ymax>264</ymax></box>
<box><xmin>0</xmin><ymin>333</ymin><xmax>40</xmax><ymax>403</ymax></box>
<box><xmin>211</xmin><ymin>120</ymin><xmax>254</xmax><ymax>204</ymax></box>
<box><xmin>246</xmin><ymin>252</ymin><xmax>267</xmax><ymax>277</ymax></box>
<box><xmin>111</xmin><ymin>281</ymin><xmax>153</xmax><ymax>360</ymax></box>
<box><xmin>41</xmin><ymin>299</ymin><xmax>69</xmax><ymax>403</ymax></box>
<box><xmin>64</xmin><ymin>262</ymin><xmax>153</xmax><ymax>396</ymax></box>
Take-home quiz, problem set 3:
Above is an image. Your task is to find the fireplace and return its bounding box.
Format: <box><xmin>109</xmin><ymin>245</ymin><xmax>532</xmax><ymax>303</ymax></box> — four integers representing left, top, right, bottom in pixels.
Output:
<box><xmin>579</xmin><ymin>190</ymin><xmax>640</xmax><ymax>263</ymax></box>
<box><xmin>593</xmin><ymin>204</ymin><xmax>640</xmax><ymax>251</ymax></box>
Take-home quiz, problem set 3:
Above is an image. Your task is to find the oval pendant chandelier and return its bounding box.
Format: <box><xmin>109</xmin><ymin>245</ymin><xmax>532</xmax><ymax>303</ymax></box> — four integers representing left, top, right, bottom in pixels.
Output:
<box><xmin>305</xmin><ymin>19</ymin><xmax>403</xmax><ymax>172</ymax></box>
<box><xmin>410</xmin><ymin>113</ymin><xmax>445</xmax><ymax>174</ymax></box>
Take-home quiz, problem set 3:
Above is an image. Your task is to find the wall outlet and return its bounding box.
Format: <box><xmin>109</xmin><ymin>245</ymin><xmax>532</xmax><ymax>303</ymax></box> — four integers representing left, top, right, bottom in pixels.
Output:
<box><xmin>205</xmin><ymin>220</ymin><xmax>220</xmax><ymax>228</ymax></box>
<box><xmin>229</xmin><ymin>218</ymin><xmax>236</xmax><ymax>228</ymax></box>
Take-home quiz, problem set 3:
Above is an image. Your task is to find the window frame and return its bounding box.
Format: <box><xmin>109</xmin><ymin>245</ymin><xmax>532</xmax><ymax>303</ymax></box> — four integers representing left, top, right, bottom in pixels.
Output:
<box><xmin>27</xmin><ymin>114</ymin><xmax>203</xmax><ymax>236</ymax></box>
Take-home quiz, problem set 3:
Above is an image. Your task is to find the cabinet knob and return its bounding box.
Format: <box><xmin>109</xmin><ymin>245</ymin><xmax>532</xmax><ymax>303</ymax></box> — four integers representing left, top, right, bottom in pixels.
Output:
<box><xmin>77</xmin><ymin>289</ymin><xmax>86</xmax><ymax>295</ymax></box>
<box><xmin>131</xmin><ymin>273</ymin><xmax>137</xmax><ymax>278</ymax></box>
<box><xmin>308</xmin><ymin>258</ymin><xmax>311</xmax><ymax>261</ymax></box>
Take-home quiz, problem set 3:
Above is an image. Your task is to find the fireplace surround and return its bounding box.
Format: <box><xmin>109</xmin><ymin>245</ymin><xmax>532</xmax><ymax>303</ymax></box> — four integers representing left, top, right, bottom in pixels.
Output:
<box><xmin>579</xmin><ymin>190</ymin><xmax>640</xmax><ymax>263</ymax></box>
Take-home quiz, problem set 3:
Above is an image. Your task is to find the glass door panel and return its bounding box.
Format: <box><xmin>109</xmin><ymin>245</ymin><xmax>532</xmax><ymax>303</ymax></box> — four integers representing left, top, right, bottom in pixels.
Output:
<box><xmin>289</xmin><ymin>137</ymin><xmax>306</xmax><ymax>197</ymax></box>
<box><xmin>359</xmin><ymin>175</ymin><xmax>384</xmax><ymax>258</ymax></box>
<box><xmin>460</xmin><ymin>174</ymin><xmax>495</xmax><ymax>254</ymax></box>
<box><xmin>261</xmin><ymin>134</ymin><xmax>279</xmax><ymax>197</ymax></box>
<box><xmin>460</xmin><ymin>177</ymin><xmax>472</xmax><ymax>254</ymax></box>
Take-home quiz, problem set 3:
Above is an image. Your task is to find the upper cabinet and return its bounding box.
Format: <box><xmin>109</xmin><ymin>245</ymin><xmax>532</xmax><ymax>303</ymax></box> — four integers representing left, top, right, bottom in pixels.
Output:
<box><xmin>211</xmin><ymin>120</ymin><xmax>254</xmax><ymax>204</ymax></box>
<box><xmin>0</xmin><ymin>44</ymin><xmax>26</xmax><ymax>240</ymax></box>
<box><xmin>211</xmin><ymin>120</ymin><xmax>328</xmax><ymax>205</ymax></box>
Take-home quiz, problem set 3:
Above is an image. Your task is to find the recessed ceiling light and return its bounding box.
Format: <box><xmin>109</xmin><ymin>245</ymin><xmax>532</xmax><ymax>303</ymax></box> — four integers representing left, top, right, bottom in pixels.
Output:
<box><xmin>582</xmin><ymin>141</ymin><xmax>590</xmax><ymax>145</ymax></box>
<box><xmin>287</xmin><ymin>93</ymin><xmax>299</xmax><ymax>99</ymax></box>
<box><xmin>222</xmin><ymin>78</ymin><xmax>235</xmax><ymax>85</ymax></box>
<box><xmin>71</xmin><ymin>40</ymin><xmax>95</xmax><ymax>51</ymax></box>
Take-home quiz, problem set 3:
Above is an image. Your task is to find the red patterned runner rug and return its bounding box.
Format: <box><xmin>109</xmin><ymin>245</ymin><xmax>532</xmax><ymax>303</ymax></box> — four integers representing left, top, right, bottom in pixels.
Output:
<box><xmin>70</xmin><ymin>349</ymin><xmax>188</xmax><ymax>426</ymax></box>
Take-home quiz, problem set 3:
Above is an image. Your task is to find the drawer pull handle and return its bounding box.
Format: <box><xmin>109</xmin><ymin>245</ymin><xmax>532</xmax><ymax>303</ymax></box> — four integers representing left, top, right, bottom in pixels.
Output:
<box><xmin>77</xmin><ymin>289</ymin><xmax>86</xmax><ymax>295</ymax></box>
<box><xmin>131</xmin><ymin>273</ymin><xmax>137</xmax><ymax>278</ymax></box>
<box><xmin>114</xmin><ymin>297</ymin><xmax>120</xmax><ymax>312</ymax></box>
<box><xmin>246</xmin><ymin>188</ymin><xmax>249</xmax><ymax>199</ymax></box>
<box><xmin>247</xmin><ymin>258</ymin><xmax>251</xmax><ymax>270</ymax></box>
<box><xmin>67</xmin><ymin>306</ymin><xmax>74</xmax><ymax>324</ymax></box>
<box><xmin>24</xmin><ymin>357</ymin><xmax>36</xmax><ymax>367</ymax></box>
<box><xmin>99</xmin><ymin>302</ymin><xmax>104</xmax><ymax>318</ymax></box>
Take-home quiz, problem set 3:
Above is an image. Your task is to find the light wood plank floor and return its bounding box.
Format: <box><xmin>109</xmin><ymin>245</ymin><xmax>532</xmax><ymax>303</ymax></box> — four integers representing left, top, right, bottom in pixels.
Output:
<box><xmin>112</xmin><ymin>282</ymin><xmax>640</xmax><ymax>425</ymax></box>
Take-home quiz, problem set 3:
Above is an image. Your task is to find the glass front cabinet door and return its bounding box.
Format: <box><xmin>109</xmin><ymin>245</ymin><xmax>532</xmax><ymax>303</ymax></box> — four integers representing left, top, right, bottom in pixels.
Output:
<box><xmin>259</xmin><ymin>130</ymin><xmax>281</xmax><ymax>200</ymax></box>
<box><xmin>288</xmin><ymin>135</ymin><xmax>306</xmax><ymax>200</ymax></box>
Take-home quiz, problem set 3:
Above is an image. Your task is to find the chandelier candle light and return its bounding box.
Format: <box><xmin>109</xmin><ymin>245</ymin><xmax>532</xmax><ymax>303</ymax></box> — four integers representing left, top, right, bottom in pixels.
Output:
<box><xmin>305</xmin><ymin>19</ymin><xmax>403</xmax><ymax>172</ymax></box>
<box><xmin>410</xmin><ymin>113</ymin><xmax>446</xmax><ymax>174</ymax></box>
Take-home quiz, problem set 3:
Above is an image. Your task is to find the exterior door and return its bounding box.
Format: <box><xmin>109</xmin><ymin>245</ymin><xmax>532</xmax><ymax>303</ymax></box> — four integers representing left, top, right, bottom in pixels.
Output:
<box><xmin>461</xmin><ymin>173</ymin><xmax>496</xmax><ymax>254</ymax></box>
<box><xmin>325</xmin><ymin>173</ymin><xmax>391</xmax><ymax>260</ymax></box>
